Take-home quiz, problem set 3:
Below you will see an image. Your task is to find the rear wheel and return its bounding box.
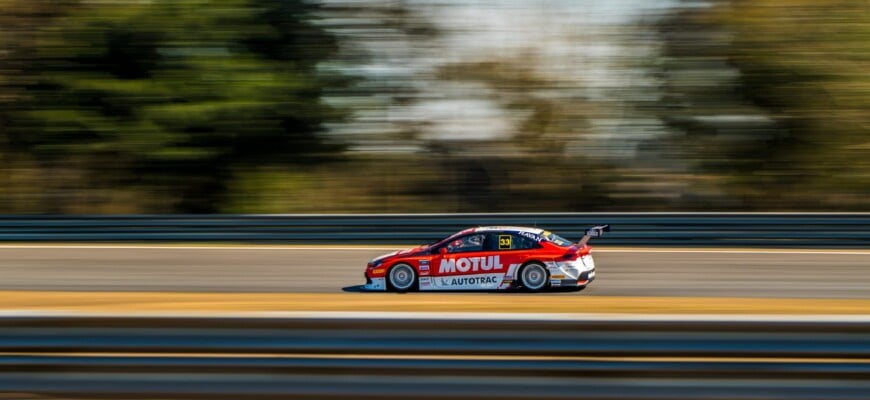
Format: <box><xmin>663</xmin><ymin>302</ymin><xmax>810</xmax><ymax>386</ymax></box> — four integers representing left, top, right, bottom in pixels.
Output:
<box><xmin>519</xmin><ymin>262</ymin><xmax>548</xmax><ymax>292</ymax></box>
<box><xmin>387</xmin><ymin>263</ymin><xmax>417</xmax><ymax>292</ymax></box>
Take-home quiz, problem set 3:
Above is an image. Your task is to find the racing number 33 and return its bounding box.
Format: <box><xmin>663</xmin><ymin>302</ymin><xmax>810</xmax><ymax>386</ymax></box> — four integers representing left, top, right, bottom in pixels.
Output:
<box><xmin>498</xmin><ymin>235</ymin><xmax>511</xmax><ymax>249</ymax></box>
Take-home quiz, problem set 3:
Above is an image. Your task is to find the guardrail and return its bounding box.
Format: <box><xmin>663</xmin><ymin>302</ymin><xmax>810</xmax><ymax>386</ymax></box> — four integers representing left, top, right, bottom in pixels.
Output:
<box><xmin>1</xmin><ymin>315</ymin><xmax>869</xmax><ymax>399</ymax></box>
<box><xmin>0</xmin><ymin>213</ymin><xmax>868</xmax><ymax>247</ymax></box>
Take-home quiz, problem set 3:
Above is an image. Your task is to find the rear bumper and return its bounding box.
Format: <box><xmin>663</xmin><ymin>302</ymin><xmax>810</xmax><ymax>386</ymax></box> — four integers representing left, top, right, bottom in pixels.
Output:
<box><xmin>552</xmin><ymin>268</ymin><xmax>595</xmax><ymax>288</ymax></box>
<box><xmin>575</xmin><ymin>268</ymin><xmax>596</xmax><ymax>286</ymax></box>
<box><xmin>547</xmin><ymin>256</ymin><xmax>596</xmax><ymax>288</ymax></box>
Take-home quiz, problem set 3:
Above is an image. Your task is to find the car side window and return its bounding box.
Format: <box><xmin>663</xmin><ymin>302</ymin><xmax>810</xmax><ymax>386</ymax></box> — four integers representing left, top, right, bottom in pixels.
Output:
<box><xmin>495</xmin><ymin>233</ymin><xmax>540</xmax><ymax>250</ymax></box>
<box><xmin>446</xmin><ymin>233</ymin><xmax>486</xmax><ymax>253</ymax></box>
<box><xmin>512</xmin><ymin>234</ymin><xmax>540</xmax><ymax>250</ymax></box>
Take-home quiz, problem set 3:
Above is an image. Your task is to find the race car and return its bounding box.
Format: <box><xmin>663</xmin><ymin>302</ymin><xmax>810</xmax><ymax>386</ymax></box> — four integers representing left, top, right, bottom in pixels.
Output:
<box><xmin>362</xmin><ymin>225</ymin><xmax>609</xmax><ymax>292</ymax></box>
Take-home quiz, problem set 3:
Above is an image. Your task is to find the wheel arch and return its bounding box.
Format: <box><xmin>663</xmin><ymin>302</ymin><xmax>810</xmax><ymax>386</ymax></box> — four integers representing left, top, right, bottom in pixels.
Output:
<box><xmin>515</xmin><ymin>259</ymin><xmax>548</xmax><ymax>280</ymax></box>
<box><xmin>515</xmin><ymin>259</ymin><xmax>551</xmax><ymax>292</ymax></box>
<box><xmin>386</xmin><ymin>261</ymin><xmax>418</xmax><ymax>292</ymax></box>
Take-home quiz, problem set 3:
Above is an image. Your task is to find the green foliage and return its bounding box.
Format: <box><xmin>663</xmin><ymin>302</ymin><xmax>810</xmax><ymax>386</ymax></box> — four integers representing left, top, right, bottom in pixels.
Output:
<box><xmin>1</xmin><ymin>0</ymin><xmax>348</xmax><ymax>212</ymax></box>
<box><xmin>718</xmin><ymin>0</ymin><xmax>870</xmax><ymax>201</ymax></box>
<box><xmin>655</xmin><ymin>1</ymin><xmax>869</xmax><ymax>209</ymax></box>
<box><xmin>1</xmin><ymin>1</ymin><xmax>866</xmax><ymax>213</ymax></box>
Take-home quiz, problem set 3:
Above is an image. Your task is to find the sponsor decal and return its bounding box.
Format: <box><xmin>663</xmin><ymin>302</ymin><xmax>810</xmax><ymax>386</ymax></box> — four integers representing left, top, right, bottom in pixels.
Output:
<box><xmin>419</xmin><ymin>277</ymin><xmax>432</xmax><ymax>287</ymax></box>
<box><xmin>515</xmin><ymin>231</ymin><xmax>543</xmax><ymax>242</ymax></box>
<box><xmin>439</xmin><ymin>256</ymin><xmax>504</xmax><ymax>274</ymax></box>
<box><xmin>419</xmin><ymin>260</ymin><xmax>430</xmax><ymax>275</ymax></box>
<box><xmin>439</xmin><ymin>275</ymin><xmax>500</xmax><ymax>286</ymax></box>
<box><xmin>550</xmin><ymin>280</ymin><xmax>562</xmax><ymax>286</ymax></box>
<box><xmin>498</xmin><ymin>235</ymin><xmax>512</xmax><ymax>249</ymax></box>
<box><xmin>432</xmin><ymin>273</ymin><xmax>504</xmax><ymax>289</ymax></box>
<box><xmin>550</xmin><ymin>274</ymin><xmax>566</xmax><ymax>279</ymax></box>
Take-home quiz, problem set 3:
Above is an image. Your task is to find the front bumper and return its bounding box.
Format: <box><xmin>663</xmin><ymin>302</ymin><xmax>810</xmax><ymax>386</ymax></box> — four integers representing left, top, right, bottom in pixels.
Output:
<box><xmin>362</xmin><ymin>274</ymin><xmax>386</xmax><ymax>291</ymax></box>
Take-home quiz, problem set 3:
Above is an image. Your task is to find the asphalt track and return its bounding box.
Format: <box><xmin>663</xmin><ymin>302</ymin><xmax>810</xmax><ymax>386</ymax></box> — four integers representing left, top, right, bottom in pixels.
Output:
<box><xmin>0</xmin><ymin>245</ymin><xmax>867</xmax><ymax>298</ymax></box>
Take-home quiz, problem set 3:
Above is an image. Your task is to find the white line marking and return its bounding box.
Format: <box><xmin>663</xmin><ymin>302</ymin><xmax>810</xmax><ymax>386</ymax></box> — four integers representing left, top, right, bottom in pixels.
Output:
<box><xmin>180</xmin><ymin>212</ymin><xmax>870</xmax><ymax>216</ymax></box>
<box><xmin>594</xmin><ymin>248</ymin><xmax>870</xmax><ymax>255</ymax></box>
<box><xmin>0</xmin><ymin>245</ymin><xmax>866</xmax><ymax>255</ymax></box>
<box><xmin>1</xmin><ymin>310</ymin><xmax>869</xmax><ymax>323</ymax></box>
<box><xmin>0</xmin><ymin>245</ymin><xmax>402</xmax><ymax>251</ymax></box>
<box><xmin>2</xmin><ymin>352</ymin><xmax>866</xmax><ymax>363</ymax></box>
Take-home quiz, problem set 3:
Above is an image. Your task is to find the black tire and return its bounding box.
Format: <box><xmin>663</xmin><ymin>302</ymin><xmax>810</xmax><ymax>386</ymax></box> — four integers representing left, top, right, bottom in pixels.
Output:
<box><xmin>387</xmin><ymin>263</ymin><xmax>417</xmax><ymax>292</ymax></box>
<box><xmin>519</xmin><ymin>262</ymin><xmax>549</xmax><ymax>292</ymax></box>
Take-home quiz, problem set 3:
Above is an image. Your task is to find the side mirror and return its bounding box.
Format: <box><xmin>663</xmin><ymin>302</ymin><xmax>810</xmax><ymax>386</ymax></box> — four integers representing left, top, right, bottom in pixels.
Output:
<box><xmin>439</xmin><ymin>247</ymin><xmax>448</xmax><ymax>255</ymax></box>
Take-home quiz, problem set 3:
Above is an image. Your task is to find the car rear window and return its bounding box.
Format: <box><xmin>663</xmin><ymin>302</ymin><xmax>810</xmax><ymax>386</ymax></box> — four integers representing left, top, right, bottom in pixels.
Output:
<box><xmin>544</xmin><ymin>232</ymin><xmax>573</xmax><ymax>246</ymax></box>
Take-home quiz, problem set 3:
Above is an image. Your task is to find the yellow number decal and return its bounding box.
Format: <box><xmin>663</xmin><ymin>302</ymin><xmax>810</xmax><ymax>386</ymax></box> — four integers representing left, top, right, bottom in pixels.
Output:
<box><xmin>498</xmin><ymin>235</ymin><xmax>512</xmax><ymax>249</ymax></box>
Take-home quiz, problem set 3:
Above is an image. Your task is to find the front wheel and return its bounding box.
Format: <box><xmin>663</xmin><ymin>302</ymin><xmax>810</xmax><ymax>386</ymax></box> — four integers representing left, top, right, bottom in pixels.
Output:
<box><xmin>387</xmin><ymin>263</ymin><xmax>417</xmax><ymax>292</ymax></box>
<box><xmin>519</xmin><ymin>263</ymin><xmax>548</xmax><ymax>292</ymax></box>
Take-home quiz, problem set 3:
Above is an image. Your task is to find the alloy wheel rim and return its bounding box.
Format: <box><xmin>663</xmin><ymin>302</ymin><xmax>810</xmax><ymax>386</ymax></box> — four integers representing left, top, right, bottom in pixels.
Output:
<box><xmin>524</xmin><ymin>265</ymin><xmax>545</xmax><ymax>288</ymax></box>
<box><xmin>391</xmin><ymin>266</ymin><xmax>413</xmax><ymax>288</ymax></box>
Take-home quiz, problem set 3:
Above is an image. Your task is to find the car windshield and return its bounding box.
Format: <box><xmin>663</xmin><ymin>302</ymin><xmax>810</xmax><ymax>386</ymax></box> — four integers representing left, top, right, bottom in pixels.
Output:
<box><xmin>424</xmin><ymin>232</ymin><xmax>462</xmax><ymax>247</ymax></box>
<box><xmin>544</xmin><ymin>232</ymin><xmax>573</xmax><ymax>247</ymax></box>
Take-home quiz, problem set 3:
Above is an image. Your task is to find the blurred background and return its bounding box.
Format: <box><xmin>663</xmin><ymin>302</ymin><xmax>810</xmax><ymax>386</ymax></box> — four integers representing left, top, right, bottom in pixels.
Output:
<box><xmin>0</xmin><ymin>0</ymin><xmax>867</xmax><ymax>214</ymax></box>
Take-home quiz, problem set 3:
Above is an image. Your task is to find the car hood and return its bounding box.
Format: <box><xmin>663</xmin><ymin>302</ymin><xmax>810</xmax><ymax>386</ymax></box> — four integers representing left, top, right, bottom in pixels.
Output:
<box><xmin>370</xmin><ymin>245</ymin><xmax>427</xmax><ymax>264</ymax></box>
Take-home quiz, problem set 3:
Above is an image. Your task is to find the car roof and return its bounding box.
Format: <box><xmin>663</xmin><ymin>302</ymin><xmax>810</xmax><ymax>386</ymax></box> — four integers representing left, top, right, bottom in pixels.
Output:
<box><xmin>473</xmin><ymin>226</ymin><xmax>545</xmax><ymax>235</ymax></box>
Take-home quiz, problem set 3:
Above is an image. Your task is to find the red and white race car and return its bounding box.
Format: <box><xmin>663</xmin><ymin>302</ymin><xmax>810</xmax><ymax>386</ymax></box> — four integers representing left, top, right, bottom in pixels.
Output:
<box><xmin>363</xmin><ymin>225</ymin><xmax>609</xmax><ymax>292</ymax></box>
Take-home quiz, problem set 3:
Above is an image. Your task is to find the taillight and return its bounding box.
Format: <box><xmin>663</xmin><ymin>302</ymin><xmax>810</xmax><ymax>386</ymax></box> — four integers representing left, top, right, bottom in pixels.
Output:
<box><xmin>561</xmin><ymin>245</ymin><xmax>591</xmax><ymax>260</ymax></box>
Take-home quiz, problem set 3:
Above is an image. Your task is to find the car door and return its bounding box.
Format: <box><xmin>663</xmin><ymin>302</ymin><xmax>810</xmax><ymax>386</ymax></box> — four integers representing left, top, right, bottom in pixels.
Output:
<box><xmin>493</xmin><ymin>232</ymin><xmax>542</xmax><ymax>281</ymax></box>
<box><xmin>430</xmin><ymin>232</ymin><xmax>503</xmax><ymax>290</ymax></box>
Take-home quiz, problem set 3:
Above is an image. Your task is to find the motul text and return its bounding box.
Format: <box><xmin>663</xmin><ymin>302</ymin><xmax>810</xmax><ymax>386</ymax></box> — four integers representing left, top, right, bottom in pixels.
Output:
<box><xmin>438</xmin><ymin>256</ymin><xmax>504</xmax><ymax>274</ymax></box>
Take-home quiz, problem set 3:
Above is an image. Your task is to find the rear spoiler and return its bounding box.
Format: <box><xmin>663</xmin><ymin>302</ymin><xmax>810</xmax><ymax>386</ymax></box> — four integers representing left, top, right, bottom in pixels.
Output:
<box><xmin>577</xmin><ymin>225</ymin><xmax>610</xmax><ymax>247</ymax></box>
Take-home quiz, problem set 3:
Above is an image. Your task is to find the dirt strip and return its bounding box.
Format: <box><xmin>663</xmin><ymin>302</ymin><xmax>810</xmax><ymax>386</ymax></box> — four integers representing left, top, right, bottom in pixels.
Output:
<box><xmin>2</xmin><ymin>291</ymin><xmax>869</xmax><ymax>315</ymax></box>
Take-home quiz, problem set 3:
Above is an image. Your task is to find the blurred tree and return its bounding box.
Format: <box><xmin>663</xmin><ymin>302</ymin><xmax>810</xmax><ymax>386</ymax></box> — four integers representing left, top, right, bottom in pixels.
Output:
<box><xmin>316</xmin><ymin>0</ymin><xmax>440</xmax><ymax>147</ymax></box>
<box><xmin>0</xmin><ymin>0</ymin><xmax>80</xmax><ymax>212</ymax></box>
<box><xmin>437</xmin><ymin>58</ymin><xmax>591</xmax><ymax>157</ymax></box>
<box><xmin>435</xmin><ymin>58</ymin><xmax>617</xmax><ymax>211</ymax></box>
<box><xmin>655</xmin><ymin>1</ymin><xmax>870</xmax><ymax>209</ymax></box>
<box><xmin>721</xmin><ymin>0</ymin><xmax>870</xmax><ymax>209</ymax></box>
<box><xmin>1</xmin><ymin>0</ymin><xmax>348</xmax><ymax>212</ymax></box>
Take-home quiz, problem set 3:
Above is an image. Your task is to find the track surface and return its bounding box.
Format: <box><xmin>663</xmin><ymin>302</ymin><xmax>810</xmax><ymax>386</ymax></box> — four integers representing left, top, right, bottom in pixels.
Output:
<box><xmin>0</xmin><ymin>246</ymin><xmax>867</xmax><ymax>298</ymax></box>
